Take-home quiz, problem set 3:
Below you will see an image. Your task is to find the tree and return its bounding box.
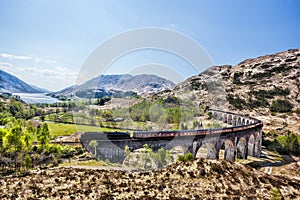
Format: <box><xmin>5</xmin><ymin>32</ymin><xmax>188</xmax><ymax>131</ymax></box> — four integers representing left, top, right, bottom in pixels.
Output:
<box><xmin>3</xmin><ymin>126</ymin><xmax>24</xmax><ymax>173</ymax></box>
<box><xmin>26</xmin><ymin>125</ymin><xmax>35</xmax><ymax>136</ymax></box>
<box><xmin>22</xmin><ymin>131</ymin><xmax>33</xmax><ymax>151</ymax></box>
<box><xmin>124</xmin><ymin>145</ymin><xmax>130</xmax><ymax>157</ymax></box>
<box><xmin>37</xmin><ymin>123</ymin><xmax>50</xmax><ymax>151</ymax></box>
<box><xmin>0</xmin><ymin>128</ymin><xmax>7</xmax><ymax>145</ymax></box>
<box><xmin>0</xmin><ymin>128</ymin><xmax>7</xmax><ymax>153</ymax></box>
<box><xmin>24</xmin><ymin>154</ymin><xmax>32</xmax><ymax>170</ymax></box>
<box><xmin>156</xmin><ymin>148</ymin><xmax>167</xmax><ymax>168</ymax></box>
<box><xmin>3</xmin><ymin>131</ymin><xmax>14</xmax><ymax>150</ymax></box>
<box><xmin>141</xmin><ymin>144</ymin><xmax>153</xmax><ymax>169</ymax></box>
<box><xmin>10</xmin><ymin>126</ymin><xmax>23</xmax><ymax>151</ymax></box>
<box><xmin>89</xmin><ymin>140</ymin><xmax>98</xmax><ymax>158</ymax></box>
<box><xmin>284</xmin><ymin>131</ymin><xmax>299</xmax><ymax>153</ymax></box>
<box><xmin>173</xmin><ymin>108</ymin><xmax>181</xmax><ymax>124</ymax></box>
<box><xmin>8</xmin><ymin>100</ymin><xmax>24</xmax><ymax>117</ymax></box>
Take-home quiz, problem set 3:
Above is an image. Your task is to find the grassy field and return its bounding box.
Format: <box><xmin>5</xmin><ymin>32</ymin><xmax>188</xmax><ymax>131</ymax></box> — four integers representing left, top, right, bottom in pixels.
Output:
<box><xmin>47</xmin><ymin>122</ymin><xmax>131</xmax><ymax>137</ymax></box>
<box><xmin>60</xmin><ymin>160</ymin><xmax>108</xmax><ymax>167</ymax></box>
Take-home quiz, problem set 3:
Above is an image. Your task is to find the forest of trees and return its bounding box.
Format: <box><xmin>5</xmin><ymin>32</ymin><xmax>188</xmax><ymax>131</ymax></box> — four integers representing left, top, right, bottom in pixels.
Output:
<box><xmin>0</xmin><ymin>98</ymin><xmax>44</xmax><ymax>125</ymax></box>
<box><xmin>0</xmin><ymin>121</ymin><xmax>81</xmax><ymax>175</ymax></box>
<box><xmin>0</xmin><ymin>97</ymin><xmax>80</xmax><ymax>176</ymax></box>
<box><xmin>128</xmin><ymin>99</ymin><xmax>200</xmax><ymax>125</ymax></box>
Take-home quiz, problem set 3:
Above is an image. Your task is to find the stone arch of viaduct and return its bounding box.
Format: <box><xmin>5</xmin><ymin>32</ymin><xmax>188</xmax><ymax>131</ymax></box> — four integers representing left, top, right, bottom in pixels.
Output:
<box><xmin>80</xmin><ymin>109</ymin><xmax>263</xmax><ymax>163</ymax></box>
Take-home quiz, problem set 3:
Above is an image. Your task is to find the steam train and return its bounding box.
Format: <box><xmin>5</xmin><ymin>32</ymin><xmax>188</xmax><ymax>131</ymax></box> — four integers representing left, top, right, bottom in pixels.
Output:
<box><xmin>103</xmin><ymin>120</ymin><xmax>262</xmax><ymax>140</ymax></box>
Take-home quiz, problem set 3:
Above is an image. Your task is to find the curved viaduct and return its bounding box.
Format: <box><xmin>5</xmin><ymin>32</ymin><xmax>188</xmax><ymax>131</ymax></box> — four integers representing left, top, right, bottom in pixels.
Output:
<box><xmin>80</xmin><ymin>109</ymin><xmax>263</xmax><ymax>163</ymax></box>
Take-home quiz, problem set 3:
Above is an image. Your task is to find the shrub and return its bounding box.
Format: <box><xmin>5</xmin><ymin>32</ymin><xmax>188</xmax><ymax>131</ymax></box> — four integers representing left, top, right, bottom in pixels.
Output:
<box><xmin>270</xmin><ymin>99</ymin><xmax>293</xmax><ymax>113</ymax></box>
<box><xmin>248</xmin><ymin>87</ymin><xmax>290</xmax><ymax>100</ymax></box>
<box><xmin>265</xmin><ymin>131</ymin><xmax>300</xmax><ymax>154</ymax></box>
<box><xmin>178</xmin><ymin>153</ymin><xmax>194</xmax><ymax>162</ymax></box>
<box><xmin>227</xmin><ymin>94</ymin><xmax>246</xmax><ymax>109</ymax></box>
<box><xmin>124</xmin><ymin>145</ymin><xmax>130</xmax><ymax>157</ymax></box>
<box><xmin>247</xmin><ymin>97</ymin><xmax>269</xmax><ymax>109</ymax></box>
<box><xmin>24</xmin><ymin>154</ymin><xmax>32</xmax><ymax>170</ymax></box>
<box><xmin>233</xmin><ymin>72</ymin><xmax>244</xmax><ymax>84</ymax></box>
<box><xmin>185</xmin><ymin>153</ymin><xmax>194</xmax><ymax>161</ymax></box>
<box><xmin>270</xmin><ymin>187</ymin><xmax>283</xmax><ymax>200</ymax></box>
<box><xmin>178</xmin><ymin>155</ymin><xmax>185</xmax><ymax>162</ymax></box>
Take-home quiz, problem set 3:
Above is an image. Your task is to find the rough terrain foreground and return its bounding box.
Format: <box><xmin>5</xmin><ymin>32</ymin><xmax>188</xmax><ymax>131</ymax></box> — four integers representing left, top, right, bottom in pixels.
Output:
<box><xmin>1</xmin><ymin>159</ymin><xmax>299</xmax><ymax>199</ymax></box>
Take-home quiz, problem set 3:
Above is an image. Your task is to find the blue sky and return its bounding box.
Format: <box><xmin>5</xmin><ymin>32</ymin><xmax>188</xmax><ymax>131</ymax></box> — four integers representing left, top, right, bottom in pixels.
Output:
<box><xmin>0</xmin><ymin>0</ymin><xmax>299</xmax><ymax>91</ymax></box>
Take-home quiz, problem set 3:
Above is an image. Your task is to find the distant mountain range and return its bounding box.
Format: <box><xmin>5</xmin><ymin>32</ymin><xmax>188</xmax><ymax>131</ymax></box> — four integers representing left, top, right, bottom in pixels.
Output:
<box><xmin>50</xmin><ymin>74</ymin><xmax>175</xmax><ymax>98</ymax></box>
<box><xmin>0</xmin><ymin>70</ymin><xmax>48</xmax><ymax>93</ymax></box>
<box><xmin>0</xmin><ymin>69</ymin><xmax>174</xmax><ymax>97</ymax></box>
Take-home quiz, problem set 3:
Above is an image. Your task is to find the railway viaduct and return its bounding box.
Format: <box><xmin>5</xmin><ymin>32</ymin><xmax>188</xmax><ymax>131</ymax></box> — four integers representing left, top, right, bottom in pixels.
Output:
<box><xmin>80</xmin><ymin>109</ymin><xmax>263</xmax><ymax>163</ymax></box>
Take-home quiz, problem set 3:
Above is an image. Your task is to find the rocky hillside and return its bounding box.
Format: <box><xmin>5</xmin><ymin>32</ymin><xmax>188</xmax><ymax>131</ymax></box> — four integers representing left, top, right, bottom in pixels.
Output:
<box><xmin>0</xmin><ymin>70</ymin><xmax>44</xmax><ymax>93</ymax></box>
<box><xmin>158</xmin><ymin>48</ymin><xmax>300</xmax><ymax>135</ymax></box>
<box><xmin>51</xmin><ymin>74</ymin><xmax>174</xmax><ymax>98</ymax></box>
<box><xmin>1</xmin><ymin>159</ymin><xmax>299</xmax><ymax>199</ymax></box>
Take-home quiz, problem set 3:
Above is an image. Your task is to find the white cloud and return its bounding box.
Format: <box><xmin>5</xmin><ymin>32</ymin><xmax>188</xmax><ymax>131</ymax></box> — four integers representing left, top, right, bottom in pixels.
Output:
<box><xmin>0</xmin><ymin>53</ymin><xmax>59</xmax><ymax>64</ymax></box>
<box><xmin>0</xmin><ymin>62</ymin><xmax>16</xmax><ymax>73</ymax></box>
<box><xmin>34</xmin><ymin>57</ymin><xmax>58</xmax><ymax>64</ymax></box>
<box><xmin>0</xmin><ymin>53</ymin><xmax>58</xmax><ymax>65</ymax></box>
<box><xmin>0</xmin><ymin>53</ymin><xmax>78</xmax><ymax>91</ymax></box>
<box><xmin>45</xmin><ymin>59</ymin><xmax>58</xmax><ymax>64</ymax></box>
<box><xmin>0</xmin><ymin>53</ymin><xmax>32</xmax><ymax>60</ymax></box>
<box><xmin>21</xmin><ymin>66</ymin><xmax>78</xmax><ymax>80</ymax></box>
<box><xmin>0</xmin><ymin>62</ymin><xmax>13</xmax><ymax>67</ymax></box>
<box><xmin>34</xmin><ymin>57</ymin><xmax>43</xmax><ymax>63</ymax></box>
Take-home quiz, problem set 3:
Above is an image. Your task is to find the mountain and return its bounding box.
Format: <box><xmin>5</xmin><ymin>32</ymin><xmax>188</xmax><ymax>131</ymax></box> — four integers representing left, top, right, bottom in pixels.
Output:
<box><xmin>30</xmin><ymin>84</ymin><xmax>52</xmax><ymax>93</ymax></box>
<box><xmin>0</xmin><ymin>70</ymin><xmax>45</xmax><ymax>93</ymax></box>
<box><xmin>153</xmin><ymin>48</ymin><xmax>300</xmax><ymax>134</ymax></box>
<box><xmin>51</xmin><ymin>74</ymin><xmax>174</xmax><ymax>98</ymax></box>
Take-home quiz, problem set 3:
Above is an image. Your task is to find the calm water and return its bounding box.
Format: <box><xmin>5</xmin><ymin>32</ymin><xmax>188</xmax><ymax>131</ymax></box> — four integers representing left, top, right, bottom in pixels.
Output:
<box><xmin>13</xmin><ymin>93</ymin><xmax>61</xmax><ymax>104</ymax></box>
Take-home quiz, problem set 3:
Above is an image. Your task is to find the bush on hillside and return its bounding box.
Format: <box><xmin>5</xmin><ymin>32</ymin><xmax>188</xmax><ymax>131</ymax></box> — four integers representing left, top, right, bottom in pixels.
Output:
<box><xmin>269</xmin><ymin>99</ymin><xmax>293</xmax><ymax>113</ymax></box>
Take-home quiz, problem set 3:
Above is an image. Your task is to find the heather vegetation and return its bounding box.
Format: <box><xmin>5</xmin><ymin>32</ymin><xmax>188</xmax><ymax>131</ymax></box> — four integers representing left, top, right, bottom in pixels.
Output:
<box><xmin>227</xmin><ymin>87</ymin><xmax>294</xmax><ymax>113</ymax></box>
<box><xmin>270</xmin><ymin>99</ymin><xmax>293</xmax><ymax>113</ymax></box>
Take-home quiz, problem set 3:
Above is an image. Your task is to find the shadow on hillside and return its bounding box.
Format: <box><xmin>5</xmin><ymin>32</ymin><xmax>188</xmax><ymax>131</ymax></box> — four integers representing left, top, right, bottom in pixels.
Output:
<box><xmin>246</xmin><ymin>153</ymin><xmax>296</xmax><ymax>168</ymax></box>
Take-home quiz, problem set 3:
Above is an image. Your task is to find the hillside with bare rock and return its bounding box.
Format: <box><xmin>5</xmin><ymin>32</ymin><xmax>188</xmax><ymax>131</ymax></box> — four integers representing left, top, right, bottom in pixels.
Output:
<box><xmin>229</xmin><ymin>48</ymin><xmax>300</xmax><ymax>134</ymax></box>
<box><xmin>155</xmin><ymin>48</ymin><xmax>300</xmax><ymax>135</ymax></box>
